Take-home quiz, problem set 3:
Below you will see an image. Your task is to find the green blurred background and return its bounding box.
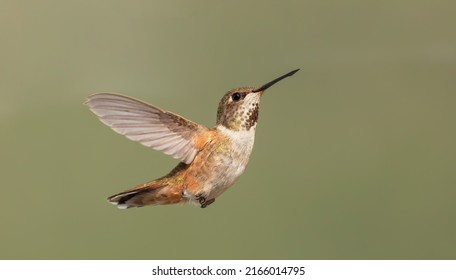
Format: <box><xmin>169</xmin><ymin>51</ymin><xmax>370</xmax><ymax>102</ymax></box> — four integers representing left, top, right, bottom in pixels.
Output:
<box><xmin>1</xmin><ymin>0</ymin><xmax>455</xmax><ymax>259</ymax></box>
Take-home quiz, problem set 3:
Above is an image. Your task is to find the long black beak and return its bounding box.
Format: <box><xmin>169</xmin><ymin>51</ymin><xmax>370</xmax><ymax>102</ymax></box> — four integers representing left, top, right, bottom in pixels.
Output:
<box><xmin>253</xmin><ymin>68</ymin><xmax>300</xmax><ymax>93</ymax></box>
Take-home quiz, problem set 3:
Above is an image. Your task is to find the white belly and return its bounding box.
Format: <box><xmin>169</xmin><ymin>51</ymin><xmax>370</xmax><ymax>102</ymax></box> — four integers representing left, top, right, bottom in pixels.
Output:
<box><xmin>203</xmin><ymin>125</ymin><xmax>256</xmax><ymax>199</ymax></box>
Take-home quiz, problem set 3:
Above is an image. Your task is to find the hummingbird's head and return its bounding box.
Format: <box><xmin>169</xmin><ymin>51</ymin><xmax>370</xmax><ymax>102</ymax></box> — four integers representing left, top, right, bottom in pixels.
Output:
<box><xmin>216</xmin><ymin>69</ymin><xmax>299</xmax><ymax>131</ymax></box>
<box><xmin>216</xmin><ymin>87</ymin><xmax>260</xmax><ymax>131</ymax></box>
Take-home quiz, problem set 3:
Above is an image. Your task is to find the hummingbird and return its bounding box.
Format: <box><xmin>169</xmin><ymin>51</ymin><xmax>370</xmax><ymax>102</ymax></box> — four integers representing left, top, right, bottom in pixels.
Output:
<box><xmin>85</xmin><ymin>69</ymin><xmax>299</xmax><ymax>209</ymax></box>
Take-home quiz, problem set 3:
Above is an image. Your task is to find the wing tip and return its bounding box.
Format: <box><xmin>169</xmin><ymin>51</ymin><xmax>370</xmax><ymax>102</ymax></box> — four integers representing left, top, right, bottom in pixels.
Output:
<box><xmin>84</xmin><ymin>92</ymin><xmax>125</xmax><ymax>105</ymax></box>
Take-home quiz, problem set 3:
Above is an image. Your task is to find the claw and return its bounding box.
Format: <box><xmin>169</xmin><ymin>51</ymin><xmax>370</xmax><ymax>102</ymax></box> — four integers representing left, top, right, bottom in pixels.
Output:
<box><xmin>198</xmin><ymin>196</ymin><xmax>206</xmax><ymax>204</ymax></box>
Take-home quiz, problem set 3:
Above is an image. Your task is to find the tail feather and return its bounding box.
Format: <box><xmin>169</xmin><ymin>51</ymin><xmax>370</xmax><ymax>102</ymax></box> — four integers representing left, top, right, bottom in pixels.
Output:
<box><xmin>107</xmin><ymin>188</ymin><xmax>152</xmax><ymax>209</ymax></box>
<box><xmin>107</xmin><ymin>182</ymin><xmax>167</xmax><ymax>209</ymax></box>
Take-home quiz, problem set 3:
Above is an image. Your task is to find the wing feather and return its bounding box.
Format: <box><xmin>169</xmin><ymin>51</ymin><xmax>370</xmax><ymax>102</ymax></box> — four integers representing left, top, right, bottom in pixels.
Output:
<box><xmin>85</xmin><ymin>93</ymin><xmax>208</xmax><ymax>164</ymax></box>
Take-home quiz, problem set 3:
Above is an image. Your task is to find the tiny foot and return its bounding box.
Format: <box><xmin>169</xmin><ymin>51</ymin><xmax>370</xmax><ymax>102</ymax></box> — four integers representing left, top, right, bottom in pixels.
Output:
<box><xmin>200</xmin><ymin>198</ymin><xmax>215</xmax><ymax>208</ymax></box>
<box><xmin>195</xmin><ymin>193</ymin><xmax>215</xmax><ymax>208</ymax></box>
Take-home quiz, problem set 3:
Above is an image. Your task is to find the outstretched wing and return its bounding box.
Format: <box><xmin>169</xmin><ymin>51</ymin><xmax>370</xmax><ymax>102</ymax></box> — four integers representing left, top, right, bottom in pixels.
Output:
<box><xmin>85</xmin><ymin>93</ymin><xmax>208</xmax><ymax>164</ymax></box>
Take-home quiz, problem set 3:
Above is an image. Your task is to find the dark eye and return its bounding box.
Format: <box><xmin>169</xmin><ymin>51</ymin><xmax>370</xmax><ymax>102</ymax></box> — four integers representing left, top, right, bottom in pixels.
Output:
<box><xmin>231</xmin><ymin>92</ymin><xmax>241</xmax><ymax>101</ymax></box>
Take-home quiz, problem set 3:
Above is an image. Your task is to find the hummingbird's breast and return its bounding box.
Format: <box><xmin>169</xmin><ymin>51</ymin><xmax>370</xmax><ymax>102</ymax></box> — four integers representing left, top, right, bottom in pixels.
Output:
<box><xmin>185</xmin><ymin>124</ymin><xmax>256</xmax><ymax>201</ymax></box>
